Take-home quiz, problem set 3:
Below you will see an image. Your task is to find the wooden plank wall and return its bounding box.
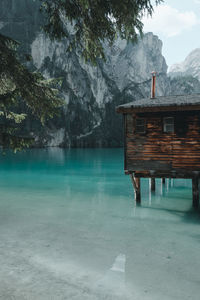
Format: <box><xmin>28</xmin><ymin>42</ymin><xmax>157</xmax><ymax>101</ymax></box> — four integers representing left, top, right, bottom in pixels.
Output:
<box><xmin>125</xmin><ymin>111</ymin><xmax>200</xmax><ymax>173</ymax></box>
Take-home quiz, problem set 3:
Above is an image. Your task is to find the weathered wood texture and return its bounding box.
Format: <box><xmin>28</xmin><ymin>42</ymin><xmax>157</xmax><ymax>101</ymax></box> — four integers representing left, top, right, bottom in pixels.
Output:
<box><xmin>192</xmin><ymin>177</ymin><xmax>199</xmax><ymax>208</ymax></box>
<box><xmin>150</xmin><ymin>178</ymin><xmax>155</xmax><ymax>191</ymax></box>
<box><xmin>130</xmin><ymin>174</ymin><xmax>141</xmax><ymax>203</ymax></box>
<box><xmin>125</xmin><ymin>111</ymin><xmax>200</xmax><ymax>177</ymax></box>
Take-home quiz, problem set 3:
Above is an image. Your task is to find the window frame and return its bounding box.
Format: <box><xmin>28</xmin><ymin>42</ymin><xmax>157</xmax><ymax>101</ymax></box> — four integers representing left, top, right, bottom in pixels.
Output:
<box><xmin>163</xmin><ymin>117</ymin><xmax>174</xmax><ymax>133</ymax></box>
<box><xmin>135</xmin><ymin>118</ymin><xmax>146</xmax><ymax>134</ymax></box>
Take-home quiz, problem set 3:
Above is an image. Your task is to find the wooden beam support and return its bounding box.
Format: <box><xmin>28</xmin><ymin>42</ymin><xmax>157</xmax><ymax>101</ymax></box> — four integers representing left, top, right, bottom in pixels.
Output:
<box><xmin>132</xmin><ymin>170</ymin><xmax>200</xmax><ymax>179</ymax></box>
<box><xmin>161</xmin><ymin>178</ymin><xmax>166</xmax><ymax>185</ymax></box>
<box><xmin>150</xmin><ymin>178</ymin><xmax>155</xmax><ymax>192</ymax></box>
<box><xmin>192</xmin><ymin>177</ymin><xmax>199</xmax><ymax>208</ymax></box>
<box><xmin>130</xmin><ymin>174</ymin><xmax>141</xmax><ymax>203</ymax></box>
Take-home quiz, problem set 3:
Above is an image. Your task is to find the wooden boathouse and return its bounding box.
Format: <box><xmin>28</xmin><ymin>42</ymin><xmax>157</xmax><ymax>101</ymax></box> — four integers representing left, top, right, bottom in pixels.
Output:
<box><xmin>116</xmin><ymin>75</ymin><xmax>200</xmax><ymax>208</ymax></box>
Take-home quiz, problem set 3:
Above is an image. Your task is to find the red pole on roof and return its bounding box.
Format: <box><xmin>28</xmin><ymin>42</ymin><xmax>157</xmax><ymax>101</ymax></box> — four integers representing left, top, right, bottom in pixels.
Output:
<box><xmin>151</xmin><ymin>71</ymin><xmax>156</xmax><ymax>99</ymax></box>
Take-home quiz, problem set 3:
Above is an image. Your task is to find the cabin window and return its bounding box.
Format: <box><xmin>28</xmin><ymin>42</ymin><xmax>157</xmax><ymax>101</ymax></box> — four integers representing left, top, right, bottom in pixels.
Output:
<box><xmin>163</xmin><ymin>117</ymin><xmax>174</xmax><ymax>133</ymax></box>
<box><xmin>135</xmin><ymin>118</ymin><xmax>146</xmax><ymax>133</ymax></box>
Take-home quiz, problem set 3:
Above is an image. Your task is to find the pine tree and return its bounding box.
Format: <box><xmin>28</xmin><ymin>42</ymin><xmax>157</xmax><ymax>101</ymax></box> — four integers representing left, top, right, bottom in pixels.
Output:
<box><xmin>0</xmin><ymin>0</ymin><xmax>162</xmax><ymax>150</ymax></box>
<box><xmin>0</xmin><ymin>33</ymin><xmax>62</xmax><ymax>151</ymax></box>
<box><xmin>41</xmin><ymin>0</ymin><xmax>162</xmax><ymax>63</ymax></box>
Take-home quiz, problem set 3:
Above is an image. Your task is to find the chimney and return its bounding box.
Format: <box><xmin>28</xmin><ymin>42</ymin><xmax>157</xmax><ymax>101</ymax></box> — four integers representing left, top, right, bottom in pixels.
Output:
<box><xmin>151</xmin><ymin>71</ymin><xmax>156</xmax><ymax>98</ymax></box>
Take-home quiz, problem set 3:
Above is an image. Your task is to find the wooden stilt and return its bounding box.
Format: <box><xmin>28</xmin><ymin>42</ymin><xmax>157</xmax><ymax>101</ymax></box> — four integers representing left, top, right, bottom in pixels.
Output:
<box><xmin>170</xmin><ymin>178</ymin><xmax>174</xmax><ymax>187</ymax></box>
<box><xmin>150</xmin><ymin>178</ymin><xmax>155</xmax><ymax>192</ymax></box>
<box><xmin>161</xmin><ymin>178</ymin><xmax>165</xmax><ymax>185</ymax></box>
<box><xmin>192</xmin><ymin>177</ymin><xmax>199</xmax><ymax>208</ymax></box>
<box><xmin>130</xmin><ymin>174</ymin><xmax>141</xmax><ymax>203</ymax></box>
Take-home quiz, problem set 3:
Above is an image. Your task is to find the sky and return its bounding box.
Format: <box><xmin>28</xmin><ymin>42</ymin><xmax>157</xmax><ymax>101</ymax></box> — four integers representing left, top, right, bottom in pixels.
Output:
<box><xmin>142</xmin><ymin>0</ymin><xmax>200</xmax><ymax>69</ymax></box>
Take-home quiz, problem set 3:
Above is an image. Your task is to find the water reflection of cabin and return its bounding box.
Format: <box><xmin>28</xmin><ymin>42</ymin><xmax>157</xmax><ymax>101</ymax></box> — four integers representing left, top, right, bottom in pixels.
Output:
<box><xmin>116</xmin><ymin>93</ymin><xmax>200</xmax><ymax>208</ymax></box>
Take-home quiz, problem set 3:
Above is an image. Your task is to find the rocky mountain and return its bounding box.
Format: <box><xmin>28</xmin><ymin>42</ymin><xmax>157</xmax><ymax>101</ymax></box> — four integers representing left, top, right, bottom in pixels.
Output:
<box><xmin>169</xmin><ymin>49</ymin><xmax>200</xmax><ymax>81</ymax></box>
<box><xmin>1</xmin><ymin>0</ymin><xmax>169</xmax><ymax>147</ymax></box>
<box><xmin>169</xmin><ymin>75</ymin><xmax>200</xmax><ymax>95</ymax></box>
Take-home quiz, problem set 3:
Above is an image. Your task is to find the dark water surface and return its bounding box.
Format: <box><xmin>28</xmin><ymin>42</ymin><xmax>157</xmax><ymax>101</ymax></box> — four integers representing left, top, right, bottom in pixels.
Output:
<box><xmin>0</xmin><ymin>148</ymin><xmax>199</xmax><ymax>299</ymax></box>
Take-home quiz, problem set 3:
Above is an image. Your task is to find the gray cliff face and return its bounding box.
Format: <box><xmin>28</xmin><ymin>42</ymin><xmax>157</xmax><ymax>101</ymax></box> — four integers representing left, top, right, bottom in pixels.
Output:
<box><xmin>169</xmin><ymin>49</ymin><xmax>200</xmax><ymax>81</ymax></box>
<box><xmin>169</xmin><ymin>76</ymin><xmax>200</xmax><ymax>96</ymax></box>
<box><xmin>168</xmin><ymin>49</ymin><xmax>200</xmax><ymax>95</ymax></box>
<box><xmin>1</xmin><ymin>0</ymin><xmax>169</xmax><ymax>147</ymax></box>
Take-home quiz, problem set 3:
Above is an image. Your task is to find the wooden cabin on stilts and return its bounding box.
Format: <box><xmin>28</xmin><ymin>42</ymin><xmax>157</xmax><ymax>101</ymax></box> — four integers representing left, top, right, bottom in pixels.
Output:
<box><xmin>116</xmin><ymin>72</ymin><xmax>200</xmax><ymax>208</ymax></box>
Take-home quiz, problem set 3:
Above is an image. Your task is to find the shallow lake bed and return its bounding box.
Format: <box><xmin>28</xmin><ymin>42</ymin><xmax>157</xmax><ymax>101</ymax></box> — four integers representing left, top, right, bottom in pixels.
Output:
<box><xmin>0</xmin><ymin>148</ymin><xmax>199</xmax><ymax>299</ymax></box>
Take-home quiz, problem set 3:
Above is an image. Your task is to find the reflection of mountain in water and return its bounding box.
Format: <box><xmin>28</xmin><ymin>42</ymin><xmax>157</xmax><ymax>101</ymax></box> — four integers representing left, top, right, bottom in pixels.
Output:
<box><xmin>0</xmin><ymin>149</ymin><xmax>200</xmax><ymax>298</ymax></box>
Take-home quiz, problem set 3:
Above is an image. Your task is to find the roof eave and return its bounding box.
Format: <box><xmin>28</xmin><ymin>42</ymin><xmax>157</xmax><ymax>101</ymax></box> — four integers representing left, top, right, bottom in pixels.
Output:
<box><xmin>116</xmin><ymin>104</ymin><xmax>200</xmax><ymax>114</ymax></box>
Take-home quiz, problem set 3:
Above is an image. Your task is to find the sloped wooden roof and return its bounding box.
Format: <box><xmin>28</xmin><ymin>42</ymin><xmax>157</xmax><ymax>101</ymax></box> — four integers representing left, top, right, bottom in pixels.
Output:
<box><xmin>116</xmin><ymin>94</ymin><xmax>200</xmax><ymax>113</ymax></box>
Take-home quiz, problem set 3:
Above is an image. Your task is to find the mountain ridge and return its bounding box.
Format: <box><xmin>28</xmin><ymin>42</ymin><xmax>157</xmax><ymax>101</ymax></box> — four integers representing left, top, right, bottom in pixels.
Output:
<box><xmin>2</xmin><ymin>0</ymin><xmax>200</xmax><ymax>147</ymax></box>
<box><xmin>169</xmin><ymin>48</ymin><xmax>200</xmax><ymax>80</ymax></box>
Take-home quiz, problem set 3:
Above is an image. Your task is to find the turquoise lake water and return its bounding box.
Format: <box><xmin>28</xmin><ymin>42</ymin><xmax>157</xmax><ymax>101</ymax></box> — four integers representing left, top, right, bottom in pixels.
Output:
<box><xmin>0</xmin><ymin>148</ymin><xmax>200</xmax><ymax>300</ymax></box>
